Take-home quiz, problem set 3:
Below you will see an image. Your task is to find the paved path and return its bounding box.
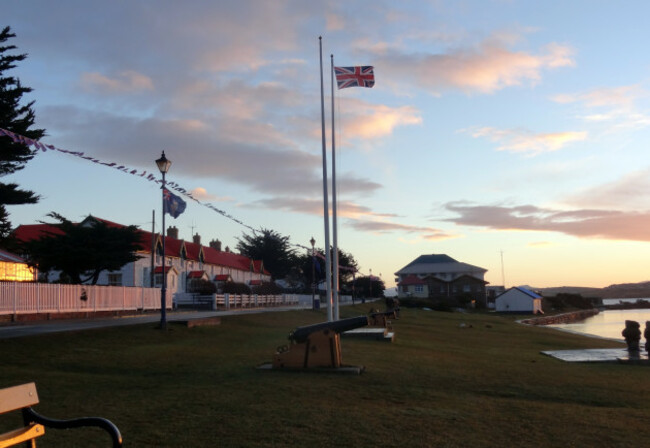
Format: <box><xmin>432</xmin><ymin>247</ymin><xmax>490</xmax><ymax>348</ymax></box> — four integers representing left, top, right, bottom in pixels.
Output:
<box><xmin>0</xmin><ymin>305</ymin><xmax>310</xmax><ymax>339</ymax></box>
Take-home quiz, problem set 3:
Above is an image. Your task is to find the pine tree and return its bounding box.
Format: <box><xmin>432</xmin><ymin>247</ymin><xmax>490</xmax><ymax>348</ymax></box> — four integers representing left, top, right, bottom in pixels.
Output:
<box><xmin>0</xmin><ymin>26</ymin><xmax>45</xmax><ymax>242</ymax></box>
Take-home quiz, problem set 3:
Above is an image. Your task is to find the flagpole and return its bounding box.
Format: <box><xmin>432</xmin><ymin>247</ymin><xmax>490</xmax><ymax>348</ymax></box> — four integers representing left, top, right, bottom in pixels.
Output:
<box><xmin>319</xmin><ymin>37</ymin><xmax>333</xmax><ymax>322</ymax></box>
<box><xmin>330</xmin><ymin>54</ymin><xmax>340</xmax><ymax>321</ymax></box>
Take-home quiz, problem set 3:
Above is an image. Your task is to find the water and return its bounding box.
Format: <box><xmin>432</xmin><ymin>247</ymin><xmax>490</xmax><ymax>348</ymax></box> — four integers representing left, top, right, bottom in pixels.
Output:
<box><xmin>602</xmin><ymin>298</ymin><xmax>650</xmax><ymax>306</ymax></box>
<box><xmin>549</xmin><ymin>309</ymin><xmax>650</xmax><ymax>341</ymax></box>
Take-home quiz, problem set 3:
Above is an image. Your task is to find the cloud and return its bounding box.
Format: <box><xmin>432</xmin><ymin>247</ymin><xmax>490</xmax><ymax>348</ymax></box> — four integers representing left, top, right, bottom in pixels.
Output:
<box><xmin>190</xmin><ymin>187</ymin><xmax>232</xmax><ymax>202</ymax></box>
<box><xmin>244</xmin><ymin>196</ymin><xmax>454</xmax><ymax>241</ymax></box>
<box><xmin>551</xmin><ymin>85</ymin><xmax>650</xmax><ymax>130</ymax></box>
<box><xmin>80</xmin><ymin>71</ymin><xmax>154</xmax><ymax>93</ymax></box>
<box><xmin>246</xmin><ymin>196</ymin><xmax>393</xmax><ymax>219</ymax></box>
<box><xmin>346</xmin><ymin>218</ymin><xmax>457</xmax><ymax>241</ymax></box>
<box><xmin>564</xmin><ymin>168</ymin><xmax>650</xmax><ymax>210</ymax></box>
<box><xmin>443</xmin><ymin>201</ymin><xmax>650</xmax><ymax>242</ymax></box>
<box><xmin>339</xmin><ymin>101</ymin><xmax>422</xmax><ymax>139</ymax></box>
<box><xmin>375</xmin><ymin>35</ymin><xmax>575</xmax><ymax>95</ymax></box>
<box><xmin>464</xmin><ymin>126</ymin><xmax>587</xmax><ymax>155</ymax></box>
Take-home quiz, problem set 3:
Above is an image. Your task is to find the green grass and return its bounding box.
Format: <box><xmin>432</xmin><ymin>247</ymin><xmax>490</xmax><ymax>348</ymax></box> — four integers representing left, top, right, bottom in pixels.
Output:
<box><xmin>1</xmin><ymin>306</ymin><xmax>647</xmax><ymax>447</ymax></box>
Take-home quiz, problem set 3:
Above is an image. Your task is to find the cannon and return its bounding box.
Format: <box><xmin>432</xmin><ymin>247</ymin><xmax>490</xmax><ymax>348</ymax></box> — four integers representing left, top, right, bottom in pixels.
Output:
<box><xmin>368</xmin><ymin>309</ymin><xmax>398</xmax><ymax>328</ymax></box>
<box><xmin>272</xmin><ymin>316</ymin><xmax>368</xmax><ymax>369</ymax></box>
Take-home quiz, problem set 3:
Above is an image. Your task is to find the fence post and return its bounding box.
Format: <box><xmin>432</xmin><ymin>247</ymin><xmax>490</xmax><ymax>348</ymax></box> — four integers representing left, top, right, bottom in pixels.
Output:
<box><xmin>224</xmin><ymin>293</ymin><xmax>230</xmax><ymax>309</ymax></box>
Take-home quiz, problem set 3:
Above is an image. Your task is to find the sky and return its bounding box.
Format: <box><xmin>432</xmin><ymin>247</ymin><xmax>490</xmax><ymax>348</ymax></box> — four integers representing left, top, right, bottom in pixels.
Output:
<box><xmin>4</xmin><ymin>0</ymin><xmax>650</xmax><ymax>290</ymax></box>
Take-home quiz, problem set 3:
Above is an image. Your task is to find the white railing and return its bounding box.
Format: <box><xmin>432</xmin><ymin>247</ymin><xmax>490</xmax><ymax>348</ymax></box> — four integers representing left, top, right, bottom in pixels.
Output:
<box><xmin>174</xmin><ymin>293</ymin><xmax>301</xmax><ymax>310</ymax></box>
<box><xmin>0</xmin><ymin>282</ymin><xmax>164</xmax><ymax>315</ymax></box>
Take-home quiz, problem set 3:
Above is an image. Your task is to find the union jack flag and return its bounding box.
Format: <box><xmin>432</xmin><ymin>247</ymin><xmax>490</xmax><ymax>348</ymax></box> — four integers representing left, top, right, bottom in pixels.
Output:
<box><xmin>334</xmin><ymin>66</ymin><xmax>375</xmax><ymax>89</ymax></box>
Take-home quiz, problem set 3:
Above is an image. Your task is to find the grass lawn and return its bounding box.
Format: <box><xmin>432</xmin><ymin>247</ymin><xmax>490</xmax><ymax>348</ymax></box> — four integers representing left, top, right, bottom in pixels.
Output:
<box><xmin>0</xmin><ymin>305</ymin><xmax>647</xmax><ymax>447</ymax></box>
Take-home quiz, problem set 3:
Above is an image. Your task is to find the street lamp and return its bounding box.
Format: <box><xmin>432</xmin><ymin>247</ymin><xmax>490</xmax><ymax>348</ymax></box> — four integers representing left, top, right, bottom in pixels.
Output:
<box><xmin>310</xmin><ymin>236</ymin><xmax>316</xmax><ymax>310</ymax></box>
<box><xmin>156</xmin><ymin>151</ymin><xmax>172</xmax><ymax>330</ymax></box>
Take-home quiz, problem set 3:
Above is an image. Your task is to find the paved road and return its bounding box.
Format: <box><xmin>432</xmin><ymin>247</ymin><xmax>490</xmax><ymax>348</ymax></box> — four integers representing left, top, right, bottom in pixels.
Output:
<box><xmin>0</xmin><ymin>305</ymin><xmax>310</xmax><ymax>339</ymax></box>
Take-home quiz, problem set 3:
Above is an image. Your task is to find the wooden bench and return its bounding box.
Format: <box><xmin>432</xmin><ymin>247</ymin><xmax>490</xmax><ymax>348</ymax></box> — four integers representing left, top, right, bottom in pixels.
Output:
<box><xmin>0</xmin><ymin>382</ymin><xmax>122</xmax><ymax>447</ymax></box>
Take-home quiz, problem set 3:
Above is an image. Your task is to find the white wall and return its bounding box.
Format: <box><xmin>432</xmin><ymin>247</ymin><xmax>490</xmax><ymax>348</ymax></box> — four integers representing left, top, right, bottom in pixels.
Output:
<box><xmin>495</xmin><ymin>289</ymin><xmax>540</xmax><ymax>312</ymax></box>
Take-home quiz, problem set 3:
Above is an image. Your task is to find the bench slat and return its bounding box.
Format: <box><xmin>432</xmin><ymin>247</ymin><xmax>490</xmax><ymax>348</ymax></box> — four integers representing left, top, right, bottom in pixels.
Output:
<box><xmin>0</xmin><ymin>383</ymin><xmax>39</xmax><ymax>414</ymax></box>
<box><xmin>0</xmin><ymin>424</ymin><xmax>45</xmax><ymax>448</ymax></box>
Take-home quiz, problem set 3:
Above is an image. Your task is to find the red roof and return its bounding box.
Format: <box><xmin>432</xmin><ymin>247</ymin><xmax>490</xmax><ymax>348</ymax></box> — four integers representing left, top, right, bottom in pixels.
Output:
<box><xmin>214</xmin><ymin>274</ymin><xmax>231</xmax><ymax>281</ymax></box>
<box><xmin>184</xmin><ymin>241</ymin><xmax>203</xmax><ymax>262</ymax></box>
<box><xmin>187</xmin><ymin>270</ymin><xmax>206</xmax><ymax>279</ymax></box>
<box><xmin>398</xmin><ymin>275</ymin><xmax>427</xmax><ymax>286</ymax></box>
<box><xmin>13</xmin><ymin>224</ymin><xmax>65</xmax><ymax>243</ymax></box>
<box><xmin>249</xmin><ymin>279</ymin><xmax>262</xmax><ymax>286</ymax></box>
<box><xmin>154</xmin><ymin>266</ymin><xmax>174</xmax><ymax>274</ymax></box>
<box><xmin>14</xmin><ymin>215</ymin><xmax>270</xmax><ymax>277</ymax></box>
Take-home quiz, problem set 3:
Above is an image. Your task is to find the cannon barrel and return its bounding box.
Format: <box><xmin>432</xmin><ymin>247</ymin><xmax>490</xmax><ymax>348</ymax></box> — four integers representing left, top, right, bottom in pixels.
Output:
<box><xmin>290</xmin><ymin>316</ymin><xmax>368</xmax><ymax>343</ymax></box>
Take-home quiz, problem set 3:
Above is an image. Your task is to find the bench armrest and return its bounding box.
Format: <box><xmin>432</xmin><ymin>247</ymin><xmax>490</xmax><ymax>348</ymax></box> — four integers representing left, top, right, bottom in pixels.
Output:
<box><xmin>23</xmin><ymin>407</ymin><xmax>122</xmax><ymax>448</ymax></box>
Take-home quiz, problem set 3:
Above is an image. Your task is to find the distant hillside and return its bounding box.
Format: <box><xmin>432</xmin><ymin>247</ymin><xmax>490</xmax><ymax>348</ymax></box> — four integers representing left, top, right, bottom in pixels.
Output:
<box><xmin>522</xmin><ymin>281</ymin><xmax>650</xmax><ymax>299</ymax></box>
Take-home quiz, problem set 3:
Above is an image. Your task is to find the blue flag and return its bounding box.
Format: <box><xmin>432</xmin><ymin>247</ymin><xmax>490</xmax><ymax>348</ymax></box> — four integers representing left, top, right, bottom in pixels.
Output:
<box><xmin>163</xmin><ymin>188</ymin><xmax>187</xmax><ymax>218</ymax></box>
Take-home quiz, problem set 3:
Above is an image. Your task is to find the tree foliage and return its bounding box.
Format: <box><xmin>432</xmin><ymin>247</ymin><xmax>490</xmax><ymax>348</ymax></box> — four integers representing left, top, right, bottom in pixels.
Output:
<box><xmin>236</xmin><ymin>228</ymin><xmax>297</xmax><ymax>280</ymax></box>
<box><xmin>350</xmin><ymin>275</ymin><xmax>386</xmax><ymax>299</ymax></box>
<box><xmin>296</xmin><ymin>247</ymin><xmax>359</xmax><ymax>290</ymax></box>
<box><xmin>0</xmin><ymin>26</ymin><xmax>45</xmax><ymax>242</ymax></box>
<box><xmin>20</xmin><ymin>213</ymin><xmax>142</xmax><ymax>285</ymax></box>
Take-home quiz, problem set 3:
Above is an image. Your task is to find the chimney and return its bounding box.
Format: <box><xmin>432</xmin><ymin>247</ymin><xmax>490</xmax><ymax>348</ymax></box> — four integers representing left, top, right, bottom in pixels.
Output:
<box><xmin>193</xmin><ymin>233</ymin><xmax>201</xmax><ymax>245</ymax></box>
<box><xmin>225</xmin><ymin>246</ymin><xmax>231</xmax><ymax>253</ymax></box>
<box><xmin>209</xmin><ymin>239</ymin><xmax>222</xmax><ymax>251</ymax></box>
<box><xmin>167</xmin><ymin>226</ymin><xmax>179</xmax><ymax>239</ymax></box>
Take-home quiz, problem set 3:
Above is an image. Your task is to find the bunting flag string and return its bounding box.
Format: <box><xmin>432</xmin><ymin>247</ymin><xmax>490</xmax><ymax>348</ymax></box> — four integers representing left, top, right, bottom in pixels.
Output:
<box><xmin>0</xmin><ymin>127</ymin><xmax>359</xmax><ymax>272</ymax></box>
<box><xmin>0</xmin><ymin>127</ymin><xmax>258</xmax><ymax>233</ymax></box>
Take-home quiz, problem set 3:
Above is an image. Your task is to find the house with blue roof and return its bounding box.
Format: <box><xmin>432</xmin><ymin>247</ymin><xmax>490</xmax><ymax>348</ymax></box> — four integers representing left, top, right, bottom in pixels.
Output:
<box><xmin>495</xmin><ymin>287</ymin><xmax>543</xmax><ymax>314</ymax></box>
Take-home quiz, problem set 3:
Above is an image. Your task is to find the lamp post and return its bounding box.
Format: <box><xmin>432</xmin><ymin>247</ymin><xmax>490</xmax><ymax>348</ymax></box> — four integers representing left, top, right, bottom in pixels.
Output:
<box><xmin>310</xmin><ymin>236</ymin><xmax>316</xmax><ymax>310</ymax></box>
<box><xmin>156</xmin><ymin>151</ymin><xmax>172</xmax><ymax>330</ymax></box>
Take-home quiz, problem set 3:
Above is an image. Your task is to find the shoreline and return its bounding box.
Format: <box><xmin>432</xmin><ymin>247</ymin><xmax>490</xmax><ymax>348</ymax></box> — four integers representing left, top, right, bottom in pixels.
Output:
<box><xmin>519</xmin><ymin>309</ymin><xmax>600</xmax><ymax>326</ymax></box>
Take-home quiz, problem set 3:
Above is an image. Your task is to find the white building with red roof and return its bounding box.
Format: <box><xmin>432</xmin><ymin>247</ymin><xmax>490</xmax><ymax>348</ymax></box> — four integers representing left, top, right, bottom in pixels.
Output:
<box><xmin>13</xmin><ymin>215</ymin><xmax>271</xmax><ymax>294</ymax></box>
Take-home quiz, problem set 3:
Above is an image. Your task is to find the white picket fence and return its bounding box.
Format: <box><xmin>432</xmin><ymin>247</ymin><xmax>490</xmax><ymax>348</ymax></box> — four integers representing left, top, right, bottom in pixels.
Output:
<box><xmin>0</xmin><ymin>282</ymin><xmax>163</xmax><ymax>315</ymax></box>
<box><xmin>0</xmin><ymin>282</ymin><xmax>306</xmax><ymax>315</ymax></box>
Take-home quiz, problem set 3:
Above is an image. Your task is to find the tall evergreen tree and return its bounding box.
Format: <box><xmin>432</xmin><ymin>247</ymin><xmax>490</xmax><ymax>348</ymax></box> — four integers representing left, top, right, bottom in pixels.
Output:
<box><xmin>236</xmin><ymin>228</ymin><xmax>298</xmax><ymax>280</ymax></box>
<box><xmin>20</xmin><ymin>213</ymin><xmax>142</xmax><ymax>285</ymax></box>
<box><xmin>0</xmin><ymin>26</ymin><xmax>45</xmax><ymax>242</ymax></box>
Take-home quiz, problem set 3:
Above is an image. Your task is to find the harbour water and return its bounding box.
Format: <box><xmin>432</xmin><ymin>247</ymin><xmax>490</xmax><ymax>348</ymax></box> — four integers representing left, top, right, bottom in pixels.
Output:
<box><xmin>549</xmin><ymin>308</ymin><xmax>650</xmax><ymax>341</ymax></box>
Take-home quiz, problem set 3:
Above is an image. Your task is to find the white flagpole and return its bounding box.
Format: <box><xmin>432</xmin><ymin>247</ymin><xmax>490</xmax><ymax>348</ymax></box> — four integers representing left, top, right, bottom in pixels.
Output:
<box><xmin>330</xmin><ymin>54</ymin><xmax>340</xmax><ymax>321</ymax></box>
<box><xmin>319</xmin><ymin>37</ymin><xmax>333</xmax><ymax>321</ymax></box>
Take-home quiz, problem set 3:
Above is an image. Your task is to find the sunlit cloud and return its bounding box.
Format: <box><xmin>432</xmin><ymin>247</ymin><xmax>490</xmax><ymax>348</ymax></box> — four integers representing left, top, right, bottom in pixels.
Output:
<box><xmin>551</xmin><ymin>84</ymin><xmax>650</xmax><ymax>130</ymax></box>
<box><xmin>443</xmin><ymin>201</ymin><xmax>650</xmax><ymax>242</ymax></box>
<box><xmin>190</xmin><ymin>187</ymin><xmax>232</xmax><ymax>202</ymax></box>
<box><xmin>375</xmin><ymin>35</ymin><xmax>575</xmax><ymax>94</ymax></box>
<box><xmin>80</xmin><ymin>70</ymin><xmax>154</xmax><ymax>93</ymax></box>
<box><xmin>464</xmin><ymin>126</ymin><xmax>587</xmax><ymax>155</ymax></box>
<box><xmin>340</xmin><ymin>101</ymin><xmax>423</xmax><ymax>139</ymax></box>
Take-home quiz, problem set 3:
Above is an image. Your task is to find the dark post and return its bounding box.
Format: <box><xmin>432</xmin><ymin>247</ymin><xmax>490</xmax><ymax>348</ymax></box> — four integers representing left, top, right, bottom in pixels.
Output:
<box><xmin>310</xmin><ymin>236</ymin><xmax>316</xmax><ymax>310</ymax></box>
<box><xmin>155</xmin><ymin>151</ymin><xmax>172</xmax><ymax>330</ymax></box>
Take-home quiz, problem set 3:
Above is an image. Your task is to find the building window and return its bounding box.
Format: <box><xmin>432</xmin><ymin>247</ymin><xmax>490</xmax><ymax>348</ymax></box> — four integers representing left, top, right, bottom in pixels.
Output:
<box><xmin>414</xmin><ymin>285</ymin><xmax>423</xmax><ymax>293</ymax></box>
<box><xmin>108</xmin><ymin>273</ymin><xmax>122</xmax><ymax>286</ymax></box>
<box><xmin>0</xmin><ymin>262</ymin><xmax>35</xmax><ymax>282</ymax></box>
<box><xmin>463</xmin><ymin>284</ymin><xmax>471</xmax><ymax>292</ymax></box>
<box><xmin>440</xmin><ymin>286</ymin><xmax>446</xmax><ymax>294</ymax></box>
